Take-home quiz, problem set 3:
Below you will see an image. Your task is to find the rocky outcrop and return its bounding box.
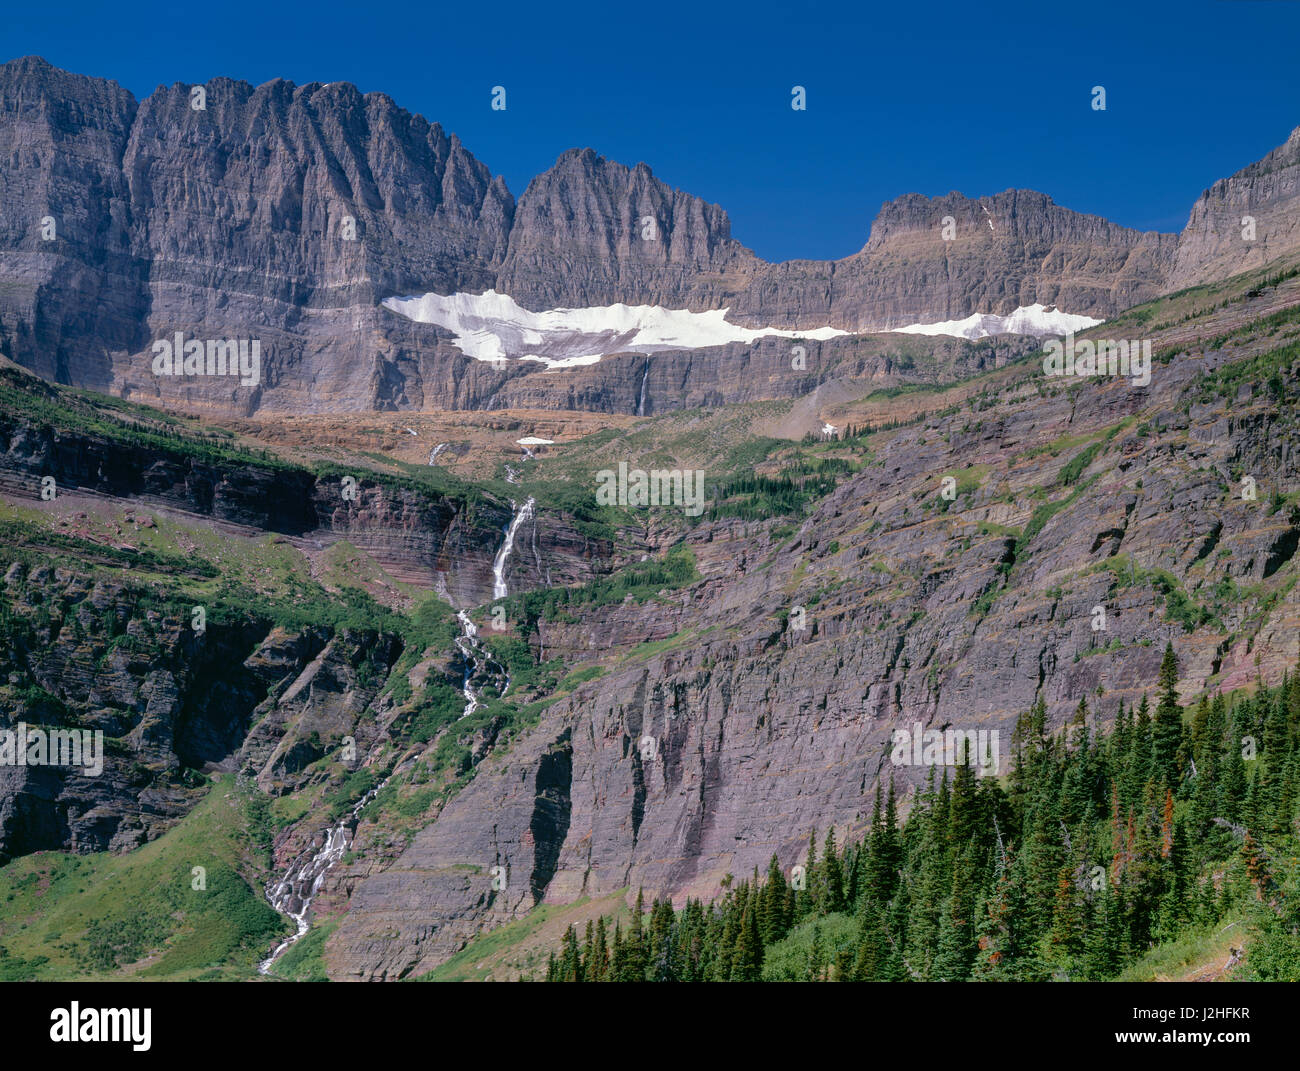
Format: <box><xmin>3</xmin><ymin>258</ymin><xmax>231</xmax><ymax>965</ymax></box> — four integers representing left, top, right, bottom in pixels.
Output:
<box><xmin>0</xmin><ymin>387</ymin><xmax>610</xmax><ymax>603</ymax></box>
<box><xmin>477</xmin><ymin>331</ymin><xmax>1043</xmax><ymax>416</ymax></box>
<box><xmin>496</xmin><ymin>148</ymin><xmax>761</xmax><ymax>311</ymax></box>
<box><xmin>730</xmin><ymin>189</ymin><xmax>1177</xmax><ymax>329</ymax></box>
<box><xmin>238</xmin><ymin>627</ymin><xmax>401</xmax><ymax>791</ymax></box>
<box><xmin>0</xmin><ymin>567</ymin><xmax>336</xmax><ymax>860</ymax></box>
<box><xmin>2</xmin><ymin>57</ymin><xmax>1296</xmax><ymax>419</ymax></box>
<box><xmin>1169</xmin><ymin>125</ymin><xmax>1300</xmax><ymax>289</ymax></box>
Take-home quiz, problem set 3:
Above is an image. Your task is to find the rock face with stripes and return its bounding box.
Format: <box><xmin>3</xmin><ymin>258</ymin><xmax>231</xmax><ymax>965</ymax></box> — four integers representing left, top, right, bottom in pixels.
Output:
<box><xmin>0</xmin><ymin>56</ymin><xmax>515</xmax><ymax>415</ymax></box>
<box><xmin>324</xmin><ymin>289</ymin><xmax>1300</xmax><ymax>978</ymax></box>
<box><xmin>4</xmin><ymin>57</ymin><xmax>1294</xmax><ymax>419</ymax></box>
<box><xmin>1168</xmin><ymin>124</ymin><xmax>1300</xmax><ymax>290</ymax></box>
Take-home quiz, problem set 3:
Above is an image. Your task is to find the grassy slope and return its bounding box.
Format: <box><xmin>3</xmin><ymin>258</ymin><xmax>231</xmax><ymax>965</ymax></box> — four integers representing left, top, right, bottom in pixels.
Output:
<box><xmin>418</xmin><ymin>891</ymin><xmax>631</xmax><ymax>981</ymax></box>
<box><xmin>0</xmin><ymin>776</ymin><xmax>285</xmax><ymax>980</ymax></box>
<box><xmin>1118</xmin><ymin>916</ymin><xmax>1250</xmax><ymax>982</ymax></box>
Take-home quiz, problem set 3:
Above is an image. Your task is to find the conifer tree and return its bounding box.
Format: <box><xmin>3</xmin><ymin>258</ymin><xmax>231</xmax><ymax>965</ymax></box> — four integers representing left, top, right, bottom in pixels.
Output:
<box><xmin>760</xmin><ymin>854</ymin><xmax>789</xmax><ymax>945</ymax></box>
<box><xmin>624</xmin><ymin>888</ymin><xmax>648</xmax><ymax>981</ymax></box>
<box><xmin>796</xmin><ymin>828</ymin><xmax>819</xmax><ymax>920</ymax></box>
<box><xmin>732</xmin><ymin>902</ymin><xmax>762</xmax><ymax>981</ymax></box>
<box><xmin>591</xmin><ymin>916</ymin><xmax>609</xmax><ymax>982</ymax></box>
<box><xmin>807</xmin><ymin>923</ymin><xmax>826</xmax><ymax>982</ymax></box>
<box><xmin>558</xmin><ymin>924</ymin><xmax>583</xmax><ymax>982</ymax></box>
<box><xmin>1153</xmin><ymin>643</ymin><xmax>1185</xmax><ymax>786</ymax></box>
<box><xmin>866</xmin><ymin>778</ymin><xmax>903</xmax><ymax>903</ymax></box>
<box><xmin>821</xmin><ymin>828</ymin><xmax>845</xmax><ymax>914</ymax></box>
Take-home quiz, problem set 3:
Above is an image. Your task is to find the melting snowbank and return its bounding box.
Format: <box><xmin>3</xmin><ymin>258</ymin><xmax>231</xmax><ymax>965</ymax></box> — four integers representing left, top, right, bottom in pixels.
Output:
<box><xmin>381</xmin><ymin>290</ymin><xmax>848</xmax><ymax>368</ymax></box>
<box><xmin>892</xmin><ymin>303</ymin><xmax>1103</xmax><ymax>340</ymax></box>
<box><xmin>381</xmin><ymin>290</ymin><xmax>1105</xmax><ymax>364</ymax></box>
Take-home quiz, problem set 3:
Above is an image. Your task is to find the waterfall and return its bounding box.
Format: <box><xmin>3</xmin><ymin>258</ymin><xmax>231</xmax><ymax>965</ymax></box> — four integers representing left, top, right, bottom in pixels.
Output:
<box><xmin>257</xmin><ymin>769</ymin><xmax>399</xmax><ymax>974</ymax></box>
<box><xmin>452</xmin><ymin>608</ymin><xmax>512</xmax><ymax>711</ymax></box>
<box><xmin>260</xmin><ymin>498</ymin><xmax>541</xmax><ymax>973</ymax></box>
<box><xmin>452</xmin><ymin>498</ymin><xmax>538</xmax><ymax>718</ymax></box>
<box><xmin>492</xmin><ymin>497</ymin><xmax>536</xmax><ymax>600</ymax></box>
<box><xmin>637</xmin><ymin>360</ymin><xmax>649</xmax><ymax>416</ymax></box>
<box><xmin>453</xmin><ymin>610</ymin><xmax>484</xmax><ymax>718</ymax></box>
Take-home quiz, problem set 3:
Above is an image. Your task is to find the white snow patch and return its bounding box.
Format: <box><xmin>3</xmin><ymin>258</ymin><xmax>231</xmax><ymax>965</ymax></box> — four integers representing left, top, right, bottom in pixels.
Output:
<box><xmin>516</xmin><ymin>437</ymin><xmax>554</xmax><ymax>446</ymax></box>
<box><xmin>381</xmin><ymin>289</ymin><xmax>848</xmax><ymax>369</ymax></box>
<box><xmin>892</xmin><ymin>303</ymin><xmax>1103</xmax><ymax>340</ymax></box>
<box><xmin>519</xmin><ymin>352</ymin><xmax>605</xmax><ymax>369</ymax></box>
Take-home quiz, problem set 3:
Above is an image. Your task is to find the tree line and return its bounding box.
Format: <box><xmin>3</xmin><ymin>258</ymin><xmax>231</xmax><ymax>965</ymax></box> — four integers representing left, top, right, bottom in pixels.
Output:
<box><xmin>546</xmin><ymin>644</ymin><xmax>1300</xmax><ymax>981</ymax></box>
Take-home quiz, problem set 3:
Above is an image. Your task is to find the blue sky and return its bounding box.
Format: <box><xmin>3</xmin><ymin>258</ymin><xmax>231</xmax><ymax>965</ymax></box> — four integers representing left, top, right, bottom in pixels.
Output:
<box><xmin>4</xmin><ymin>0</ymin><xmax>1299</xmax><ymax>262</ymax></box>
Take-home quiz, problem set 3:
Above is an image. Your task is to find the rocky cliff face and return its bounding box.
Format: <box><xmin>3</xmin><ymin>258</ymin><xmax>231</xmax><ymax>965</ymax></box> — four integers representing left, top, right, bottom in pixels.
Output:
<box><xmin>0</xmin><ymin>564</ymin><xmax>377</xmax><ymax>862</ymax></box>
<box><xmin>1169</xmin><ymin>125</ymin><xmax>1300</xmax><ymax>290</ymax></box>
<box><xmin>0</xmin><ymin>57</ymin><xmax>143</xmax><ymax>391</ymax></box>
<box><xmin>496</xmin><ymin>157</ymin><xmax>1177</xmax><ymax>330</ymax></box>
<box><xmin>2</xmin><ymin>56</ymin><xmax>1296</xmax><ymax>420</ymax></box>
<box><xmin>0</xmin><ymin>373</ymin><xmax>609</xmax><ymax>603</ymax></box>
<box><xmin>496</xmin><ymin>148</ymin><xmax>761</xmax><ymax>310</ymax></box>
<box><xmin>730</xmin><ymin>189</ymin><xmax>1178</xmax><ymax>329</ymax></box>
<box><xmin>0</xmin><ymin>57</ymin><xmax>515</xmax><ymax>416</ymax></box>
<box><xmin>325</xmin><ymin>280</ymin><xmax>1300</xmax><ymax>980</ymax></box>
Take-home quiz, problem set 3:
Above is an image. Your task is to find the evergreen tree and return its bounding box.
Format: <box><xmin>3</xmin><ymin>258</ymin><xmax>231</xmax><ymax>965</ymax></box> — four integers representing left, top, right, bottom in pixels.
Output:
<box><xmin>821</xmin><ymin>828</ymin><xmax>846</xmax><ymax>914</ymax></box>
<box><xmin>625</xmin><ymin>888</ymin><xmax>648</xmax><ymax>981</ymax></box>
<box><xmin>591</xmin><ymin>916</ymin><xmax>609</xmax><ymax>982</ymax></box>
<box><xmin>807</xmin><ymin>923</ymin><xmax>826</xmax><ymax>981</ymax></box>
<box><xmin>541</xmin><ymin>669</ymin><xmax>1300</xmax><ymax>986</ymax></box>
<box><xmin>1153</xmin><ymin>643</ymin><xmax>1185</xmax><ymax>786</ymax></box>
<box><xmin>865</xmin><ymin>778</ymin><xmax>902</xmax><ymax>903</ymax></box>
<box><xmin>795</xmin><ymin>828</ymin><xmax>819</xmax><ymax>921</ymax></box>
<box><xmin>732</xmin><ymin>902</ymin><xmax>762</xmax><ymax>981</ymax></box>
<box><xmin>759</xmin><ymin>854</ymin><xmax>790</xmax><ymax>945</ymax></box>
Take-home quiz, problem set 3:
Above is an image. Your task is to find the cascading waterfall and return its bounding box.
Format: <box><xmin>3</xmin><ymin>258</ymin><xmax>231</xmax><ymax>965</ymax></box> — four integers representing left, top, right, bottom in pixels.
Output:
<box><xmin>455</xmin><ymin>497</ymin><xmax>538</xmax><ymax>705</ymax></box>
<box><xmin>259</xmin><ymin>498</ymin><xmax>540</xmax><ymax>972</ymax></box>
<box><xmin>257</xmin><ymin>770</ymin><xmax>398</xmax><ymax>974</ymax></box>
<box><xmin>637</xmin><ymin>359</ymin><xmax>649</xmax><ymax>416</ymax></box>
<box><xmin>454</xmin><ymin>610</ymin><xmax>485</xmax><ymax>717</ymax></box>
<box><xmin>452</xmin><ymin>609</ymin><xmax>511</xmax><ymax>710</ymax></box>
<box><xmin>492</xmin><ymin>497</ymin><xmax>536</xmax><ymax>600</ymax></box>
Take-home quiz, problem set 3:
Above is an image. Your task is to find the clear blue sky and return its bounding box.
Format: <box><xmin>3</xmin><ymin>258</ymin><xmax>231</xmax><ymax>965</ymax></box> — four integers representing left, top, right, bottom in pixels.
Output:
<box><xmin>4</xmin><ymin>0</ymin><xmax>1298</xmax><ymax>262</ymax></box>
